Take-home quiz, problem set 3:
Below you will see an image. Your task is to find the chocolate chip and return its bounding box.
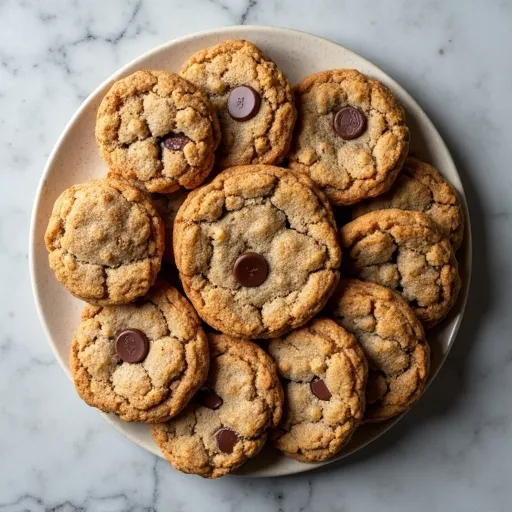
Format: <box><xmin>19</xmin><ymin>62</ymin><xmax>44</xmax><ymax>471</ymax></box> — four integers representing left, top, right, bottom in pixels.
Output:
<box><xmin>233</xmin><ymin>252</ymin><xmax>269</xmax><ymax>287</ymax></box>
<box><xmin>161</xmin><ymin>133</ymin><xmax>191</xmax><ymax>151</ymax></box>
<box><xmin>310</xmin><ymin>378</ymin><xmax>332</xmax><ymax>401</ymax></box>
<box><xmin>197</xmin><ymin>387</ymin><xmax>223</xmax><ymax>410</ymax></box>
<box><xmin>115</xmin><ymin>329</ymin><xmax>149</xmax><ymax>363</ymax></box>
<box><xmin>333</xmin><ymin>106</ymin><xmax>367</xmax><ymax>140</ymax></box>
<box><xmin>227</xmin><ymin>85</ymin><xmax>261</xmax><ymax>121</ymax></box>
<box><xmin>216</xmin><ymin>428</ymin><xmax>239</xmax><ymax>454</ymax></box>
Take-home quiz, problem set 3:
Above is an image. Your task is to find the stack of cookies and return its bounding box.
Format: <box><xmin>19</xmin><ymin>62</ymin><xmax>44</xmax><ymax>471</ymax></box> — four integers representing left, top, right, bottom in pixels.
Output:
<box><xmin>44</xmin><ymin>40</ymin><xmax>463</xmax><ymax>478</ymax></box>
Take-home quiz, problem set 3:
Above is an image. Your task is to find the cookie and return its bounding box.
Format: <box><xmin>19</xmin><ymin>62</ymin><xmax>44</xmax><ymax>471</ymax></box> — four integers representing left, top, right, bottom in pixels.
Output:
<box><xmin>173</xmin><ymin>164</ymin><xmax>341</xmax><ymax>339</ymax></box>
<box><xmin>70</xmin><ymin>282</ymin><xmax>209</xmax><ymax>423</ymax></box>
<box><xmin>353</xmin><ymin>157</ymin><xmax>464</xmax><ymax>250</ymax></box>
<box><xmin>44</xmin><ymin>178</ymin><xmax>165</xmax><ymax>305</ymax></box>
<box><xmin>96</xmin><ymin>70</ymin><xmax>221</xmax><ymax>194</ymax></box>
<box><xmin>152</xmin><ymin>189</ymin><xmax>189</xmax><ymax>264</ymax></box>
<box><xmin>180</xmin><ymin>40</ymin><xmax>296</xmax><ymax>170</ymax></box>
<box><xmin>327</xmin><ymin>279</ymin><xmax>430</xmax><ymax>421</ymax></box>
<box><xmin>150</xmin><ymin>333</ymin><xmax>283</xmax><ymax>478</ymax></box>
<box><xmin>268</xmin><ymin>318</ymin><xmax>367</xmax><ymax>462</ymax></box>
<box><xmin>340</xmin><ymin>209</ymin><xmax>460</xmax><ymax>327</ymax></box>
<box><xmin>288</xmin><ymin>69</ymin><xmax>409</xmax><ymax>205</ymax></box>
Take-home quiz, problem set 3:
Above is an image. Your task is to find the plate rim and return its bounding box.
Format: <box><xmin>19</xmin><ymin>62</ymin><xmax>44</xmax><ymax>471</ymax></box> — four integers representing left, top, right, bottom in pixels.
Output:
<box><xmin>29</xmin><ymin>24</ymin><xmax>472</xmax><ymax>478</ymax></box>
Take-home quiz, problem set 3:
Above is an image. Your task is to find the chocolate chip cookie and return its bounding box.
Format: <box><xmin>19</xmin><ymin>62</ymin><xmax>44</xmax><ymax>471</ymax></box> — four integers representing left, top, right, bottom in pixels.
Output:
<box><xmin>173</xmin><ymin>165</ymin><xmax>341</xmax><ymax>338</ymax></box>
<box><xmin>70</xmin><ymin>282</ymin><xmax>209</xmax><ymax>423</ymax></box>
<box><xmin>151</xmin><ymin>189</ymin><xmax>189</xmax><ymax>264</ymax></box>
<box><xmin>96</xmin><ymin>70</ymin><xmax>220</xmax><ymax>193</ymax></box>
<box><xmin>268</xmin><ymin>318</ymin><xmax>367</xmax><ymax>462</ymax></box>
<box><xmin>45</xmin><ymin>178</ymin><xmax>165</xmax><ymax>305</ymax></box>
<box><xmin>340</xmin><ymin>209</ymin><xmax>460</xmax><ymax>327</ymax></box>
<box><xmin>180</xmin><ymin>40</ymin><xmax>296</xmax><ymax>169</ymax></box>
<box><xmin>288</xmin><ymin>69</ymin><xmax>409</xmax><ymax>205</ymax></box>
<box><xmin>327</xmin><ymin>279</ymin><xmax>430</xmax><ymax>421</ymax></box>
<box><xmin>353</xmin><ymin>157</ymin><xmax>464</xmax><ymax>251</ymax></box>
<box><xmin>150</xmin><ymin>333</ymin><xmax>283</xmax><ymax>478</ymax></box>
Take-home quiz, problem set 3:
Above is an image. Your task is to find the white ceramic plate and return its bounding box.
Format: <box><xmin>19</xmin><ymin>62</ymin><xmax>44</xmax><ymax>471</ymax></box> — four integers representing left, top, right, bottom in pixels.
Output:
<box><xmin>29</xmin><ymin>26</ymin><xmax>472</xmax><ymax>477</ymax></box>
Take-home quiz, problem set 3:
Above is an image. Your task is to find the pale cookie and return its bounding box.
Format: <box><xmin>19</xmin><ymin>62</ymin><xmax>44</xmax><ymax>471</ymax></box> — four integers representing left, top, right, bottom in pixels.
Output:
<box><xmin>288</xmin><ymin>69</ymin><xmax>409</xmax><ymax>205</ymax></box>
<box><xmin>340</xmin><ymin>209</ymin><xmax>461</xmax><ymax>328</ymax></box>
<box><xmin>268</xmin><ymin>318</ymin><xmax>367</xmax><ymax>462</ymax></box>
<box><xmin>45</xmin><ymin>178</ymin><xmax>165</xmax><ymax>305</ymax></box>
<box><xmin>70</xmin><ymin>282</ymin><xmax>209</xmax><ymax>423</ymax></box>
<box><xmin>353</xmin><ymin>157</ymin><xmax>464</xmax><ymax>250</ymax></box>
<box><xmin>180</xmin><ymin>40</ymin><xmax>296</xmax><ymax>169</ymax></box>
<box><xmin>150</xmin><ymin>333</ymin><xmax>283</xmax><ymax>478</ymax></box>
<box><xmin>96</xmin><ymin>70</ymin><xmax>220</xmax><ymax>193</ymax></box>
<box><xmin>173</xmin><ymin>165</ymin><xmax>341</xmax><ymax>339</ymax></box>
<box><xmin>152</xmin><ymin>189</ymin><xmax>189</xmax><ymax>264</ymax></box>
<box><xmin>327</xmin><ymin>279</ymin><xmax>430</xmax><ymax>421</ymax></box>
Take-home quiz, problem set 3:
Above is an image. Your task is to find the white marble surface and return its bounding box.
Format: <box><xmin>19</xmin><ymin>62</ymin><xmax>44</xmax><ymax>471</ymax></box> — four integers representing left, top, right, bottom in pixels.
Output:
<box><xmin>1</xmin><ymin>0</ymin><xmax>511</xmax><ymax>510</ymax></box>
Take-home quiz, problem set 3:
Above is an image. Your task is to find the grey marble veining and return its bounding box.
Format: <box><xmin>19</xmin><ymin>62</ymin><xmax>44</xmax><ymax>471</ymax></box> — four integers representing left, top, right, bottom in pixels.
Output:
<box><xmin>1</xmin><ymin>0</ymin><xmax>511</xmax><ymax>510</ymax></box>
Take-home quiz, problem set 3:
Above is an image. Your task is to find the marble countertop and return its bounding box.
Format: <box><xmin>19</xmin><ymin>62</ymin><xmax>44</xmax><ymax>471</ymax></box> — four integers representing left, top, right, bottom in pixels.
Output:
<box><xmin>1</xmin><ymin>0</ymin><xmax>511</xmax><ymax>510</ymax></box>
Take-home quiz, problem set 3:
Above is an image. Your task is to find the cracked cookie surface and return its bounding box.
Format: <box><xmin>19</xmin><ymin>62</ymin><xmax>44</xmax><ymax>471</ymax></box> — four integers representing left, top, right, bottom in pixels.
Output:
<box><xmin>268</xmin><ymin>318</ymin><xmax>367</xmax><ymax>462</ymax></box>
<box><xmin>45</xmin><ymin>178</ymin><xmax>165</xmax><ymax>305</ymax></box>
<box><xmin>327</xmin><ymin>279</ymin><xmax>429</xmax><ymax>421</ymax></box>
<box><xmin>180</xmin><ymin>40</ymin><xmax>296</xmax><ymax>169</ymax></box>
<box><xmin>96</xmin><ymin>70</ymin><xmax>220</xmax><ymax>193</ymax></box>
<box><xmin>150</xmin><ymin>333</ymin><xmax>283</xmax><ymax>478</ymax></box>
<box><xmin>353</xmin><ymin>157</ymin><xmax>464</xmax><ymax>250</ymax></box>
<box><xmin>70</xmin><ymin>282</ymin><xmax>209</xmax><ymax>423</ymax></box>
<box><xmin>288</xmin><ymin>69</ymin><xmax>409</xmax><ymax>205</ymax></box>
<box><xmin>341</xmin><ymin>209</ymin><xmax>460</xmax><ymax>327</ymax></box>
<box><xmin>173</xmin><ymin>165</ymin><xmax>341</xmax><ymax>339</ymax></box>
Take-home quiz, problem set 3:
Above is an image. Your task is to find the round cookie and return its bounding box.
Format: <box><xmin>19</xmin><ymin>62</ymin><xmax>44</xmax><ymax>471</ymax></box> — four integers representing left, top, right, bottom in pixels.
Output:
<box><xmin>327</xmin><ymin>279</ymin><xmax>430</xmax><ymax>421</ymax></box>
<box><xmin>70</xmin><ymin>282</ymin><xmax>209</xmax><ymax>423</ymax></box>
<box><xmin>180</xmin><ymin>40</ymin><xmax>296</xmax><ymax>170</ymax></box>
<box><xmin>288</xmin><ymin>69</ymin><xmax>409</xmax><ymax>205</ymax></box>
<box><xmin>151</xmin><ymin>189</ymin><xmax>189</xmax><ymax>264</ymax></box>
<box><xmin>353</xmin><ymin>157</ymin><xmax>464</xmax><ymax>250</ymax></box>
<box><xmin>268</xmin><ymin>318</ymin><xmax>367</xmax><ymax>462</ymax></box>
<box><xmin>150</xmin><ymin>333</ymin><xmax>283</xmax><ymax>478</ymax></box>
<box><xmin>340</xmin><ymin>209</ymin><xmax>461</xmax><ymax>328</ymax></box>
<box><xmin>44</xmin><ymin>178</ymin><xmax>165</xmax><ymax>305</ymax></box>
<box><xmin>96</xmin><ymin>70</ymin><xmax>221</xmax><ymax>193</ymax></box>
<box><xmin>173</xmin><ymin>165</ymin><xmax>341</xmax><ymax>339</ymax></box>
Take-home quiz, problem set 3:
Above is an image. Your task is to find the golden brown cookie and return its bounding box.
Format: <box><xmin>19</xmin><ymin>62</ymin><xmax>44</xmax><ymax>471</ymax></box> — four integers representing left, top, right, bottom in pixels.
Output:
<box><xmin>150</xmin><ymin>333</ymin><xmax>283</xmax><ymax>478</ymax></box>
<box><xmin>173</xmin><ymin>165</ymin><xmax>341</xmax><ymax>339</ymax></box>
<box><xmin>70</xmin><ymin>282</ymin><xmax>209</xmax><ymax>423</ymax></box>
<box><xmin>268</xmin><ymin>318</ymin><xmax>367</xmax><ymax>462</ymax></box>
<box><xmin>327</xmin><ymin>279</ymin><xmax>430</xmax><ymax>421</ymax></box>
<box><xmin>180</xmin><ymin>40</ymin><xmax>296</xmax><ymax>170</ymax></box>
<box><xmin>353</xmin><ymin>157</ymin><xmax>464</xmax><ymax>250</ymax></box>
<box><xmin>288</xmin><ymin>69</ymin><xmax>409</xmax><ymax>205</ymax></box>
<box><xmin>44</xmin><ymin>178</ymin><xmax>165</xmax><ymax>305</ymax></box>
<box><xmin>96</xmin><ymin>70</ymin><xmax>220</xmax><ymax>193</ymax></box>
<box><xmin>340</xmin><ymin>209</ymin><xmax>460</xmax><ymax>328</ymax></box>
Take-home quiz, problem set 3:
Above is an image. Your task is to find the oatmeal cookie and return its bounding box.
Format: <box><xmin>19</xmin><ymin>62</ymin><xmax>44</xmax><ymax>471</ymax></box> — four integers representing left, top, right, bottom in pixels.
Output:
<box><xmin>328</xmin><ymin>279</ymin><xmax>430</xmax><ymax>421</ymax></box>
<box><xmin>45</xmin><ymin>178</ymin><xmax>165</xmax><ymax>305</ymax></box>
<box><xmin>340</xmin><ymin>209</ymin><xmax>460</xmax><ymax>327</ymax></box>
<box><xmin>150</xmin><ymin>333</ymin><xmax>283</xmax><ymax>478</ymax></box>
<box><xmin>70</xmin><ymin>282</ymin><xmax>209</xmax><ymax>423</ymax></box>
<box><xmin>180</xmin><ymin>40</ymin><xmax>296</xmax><ymax>169</ymax></box>
<box><xmin>173</xmin><ymin>165</ymin><xmax>341</xmax><ymax>338</ymax></box>
<box><xmin>96</xmin><ymin>70</ymin><xmax>220</xmax><ymax>193</ymax></box>
<box><xmin>288</xmin><ymin>69</ymin><xmax>409</xmax><ymax>205</ymax></box>
<box><xmin>268</xmin><ymin>318</ymin><xmax>367</xmax><ymax>462</ymax></box>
